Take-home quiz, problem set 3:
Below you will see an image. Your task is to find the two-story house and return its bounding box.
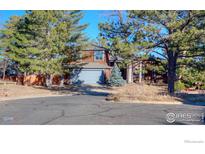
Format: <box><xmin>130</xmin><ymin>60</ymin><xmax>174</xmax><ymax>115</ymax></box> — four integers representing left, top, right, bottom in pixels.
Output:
<box><xmin>71</xmin><ymin>48</ymin><xmax>112</xmax><ymax>84</ymax></box>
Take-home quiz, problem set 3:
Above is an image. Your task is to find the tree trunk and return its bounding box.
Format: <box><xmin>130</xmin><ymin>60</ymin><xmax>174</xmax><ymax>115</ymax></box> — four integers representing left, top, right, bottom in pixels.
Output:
<box><xmin>59</xmin><ymin>75</ymin><xmax>64</xmax><ymax>88</ymax></box>
<box><xmin>2</xmin><ymin>60</ymin><xmax>7</xmax><ymax>80</ymax></box>
<box><xmin>2</xmin><ymin>66</ymin><xmax>6</xmax><ymax>81</ymax></box>
<box><xmin>45</xmin><ymin>75</ymin><xmax>50</xmax><ymax>87</ymax></box>
<box><xmin>23</xmin><ymin>72</ymin><xmax>27</xmax><ymax>86</ymax></box>
<box><xmin>167</xmin><ymin>52</ymin><xmax>177</xmax><ymax>95</ymax></box>
<box><xmin>46</xmin><ymin>74</ymin><xmax>53</xmax><ymax>88</ymax></box>
<box><xmin>139</xmin><ymin>61</ymin><xmax>142</xmax><ymax>83</ymax></box>
<box><xmin>127</xmin><ymin>64</ymin><xmax>133</xmax><ymax>84</ymax></box>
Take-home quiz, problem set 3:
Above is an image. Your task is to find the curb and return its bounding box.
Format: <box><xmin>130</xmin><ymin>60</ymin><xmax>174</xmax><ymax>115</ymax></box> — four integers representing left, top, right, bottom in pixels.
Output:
<box><xmin>0</xmin><ymin>94</ymin><xmax>74</xmax><ymax>102</ymax></box>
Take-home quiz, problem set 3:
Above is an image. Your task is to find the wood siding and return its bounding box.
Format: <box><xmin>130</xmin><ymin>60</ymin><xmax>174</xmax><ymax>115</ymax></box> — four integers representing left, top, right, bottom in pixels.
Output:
<box><xmin>81</xmin><ymin>50</ymin><xmax>109</xmax><ymax>65</ymax></box>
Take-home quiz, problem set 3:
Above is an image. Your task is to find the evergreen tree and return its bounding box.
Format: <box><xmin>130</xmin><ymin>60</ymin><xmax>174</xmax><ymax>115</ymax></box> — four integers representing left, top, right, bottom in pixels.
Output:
<box><xmin>1</xmin><ymin>11</ymin><xmax>88</xmax><ymax>86</ymax></box>
<box><xmin>108</xmin><ymin>64</ymin><xmax>125</xmax><ymax>87</ymax></box>
<box><xmin>177</xmin><ymin>56</ymin><xmax>205</xmax><ymax>89</ymax></box>
<box><xmin>99</xmin><ymin>11</ymin><xmax>205</xmax><ymax>94</ymax></box>
<box><xmin>128</xmin><ymin>10</ymin><xmax>205</xmax><ymax>94</ymax></box>
<box><xmin>98</xmin><ymin>11</ymin><xmax>135</xmax><ymax>67</ymax></box>
<box><xmin>0</xmin><ymin>16</ymin><xmax>28</xmax><ymax>75</ymax></box>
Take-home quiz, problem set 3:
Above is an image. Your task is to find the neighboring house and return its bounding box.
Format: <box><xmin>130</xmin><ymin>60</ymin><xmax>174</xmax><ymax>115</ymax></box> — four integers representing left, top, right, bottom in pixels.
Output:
<box><xmin>71</xmin><ymin>49</ymin><xmax>112</xmax><ymax>84</ymax></box>
<box><xmin>131</xmin><ymin>56</ymin><xmax>167</xmax><ymax>84</ymax></box>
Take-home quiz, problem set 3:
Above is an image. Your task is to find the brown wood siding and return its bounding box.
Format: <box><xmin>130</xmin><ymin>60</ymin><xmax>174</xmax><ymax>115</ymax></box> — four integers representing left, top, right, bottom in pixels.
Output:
<box><xmin>82</xmin><ymin>50</ymin><xmax>94</xmax><ymax>63</ymax></box>
<box><xmin>104</xmin><ymin>68</ymin><xmax>112</xmax><ymax>80</ymax></box>
<box><xmin>81</xmin><ymin>50</ymin><xmax>109</xmax><ymax>65</ymax></box>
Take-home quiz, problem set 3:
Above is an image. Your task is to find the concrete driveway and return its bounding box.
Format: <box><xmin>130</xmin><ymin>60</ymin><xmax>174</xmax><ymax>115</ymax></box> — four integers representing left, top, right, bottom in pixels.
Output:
<box><xmin>0</xmin><ymin>95</ymin><xmax>204</xmax><ymax>125</ymax></box>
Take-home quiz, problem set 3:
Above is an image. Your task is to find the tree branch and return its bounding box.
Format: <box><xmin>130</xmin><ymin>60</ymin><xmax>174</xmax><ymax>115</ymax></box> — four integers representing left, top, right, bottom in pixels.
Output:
<box><xmin>178</xmin><ymin>53</ymin><xmax>205</xmax><ymax>58</ymax></box>
<box><xmin>152</xmin><ymin>51</ymin><xmax>168</xmax><ymax>59</ymax></box>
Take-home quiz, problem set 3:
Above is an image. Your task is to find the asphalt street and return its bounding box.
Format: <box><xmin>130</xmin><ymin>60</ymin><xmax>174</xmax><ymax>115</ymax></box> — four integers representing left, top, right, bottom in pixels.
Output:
<box><xmin>0</xmin><ymin>95</ymin><xmax>204</xmax><ymax>124</ymax></box>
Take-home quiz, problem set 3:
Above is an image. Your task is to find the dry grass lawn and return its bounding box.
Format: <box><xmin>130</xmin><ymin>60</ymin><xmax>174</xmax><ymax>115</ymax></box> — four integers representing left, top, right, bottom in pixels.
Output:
<box><xmin>1</xmin><ymin>81</ymin><xmax>205</xmax><ymax>105</ymax></box>
<box><xmin>0</xmin><ymin>82</ymin><xmax>62</xmax><ymax>101</ymax></box>
<box><xmin>108</xmin><ymin>84</ymin><xmax>205</xmax><ymax>104</ymax></box>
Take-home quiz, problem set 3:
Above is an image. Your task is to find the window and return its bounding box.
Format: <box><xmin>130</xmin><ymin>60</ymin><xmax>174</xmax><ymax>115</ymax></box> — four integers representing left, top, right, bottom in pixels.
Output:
<box><xmin>94</xmin><ymin>51</ymin><xmax>104</xmax><ymax>61</ymax></box>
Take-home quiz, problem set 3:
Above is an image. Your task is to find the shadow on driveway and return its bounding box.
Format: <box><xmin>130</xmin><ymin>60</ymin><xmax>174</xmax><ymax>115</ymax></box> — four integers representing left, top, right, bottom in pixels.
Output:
<box><xmin>175</xmin><ymin>93</ymin><xmax>205</xmax><ymax>106</ymax></box>
<box><xmin>33</xmin><ymin>84</ymin><xmax>111</xmax><ymax>97</ymax></box>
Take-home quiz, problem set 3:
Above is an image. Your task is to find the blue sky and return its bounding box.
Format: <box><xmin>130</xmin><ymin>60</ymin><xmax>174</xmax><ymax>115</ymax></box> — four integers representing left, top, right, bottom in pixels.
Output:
<box><xmin>0</xmin><ymin>11</ymin><xmax>163</xmax><ymax>58</ymax></box>
<box><xmin>0</xmin><ymin>10</ymin><xmax>109</xmax><ymax>40</ymax></box>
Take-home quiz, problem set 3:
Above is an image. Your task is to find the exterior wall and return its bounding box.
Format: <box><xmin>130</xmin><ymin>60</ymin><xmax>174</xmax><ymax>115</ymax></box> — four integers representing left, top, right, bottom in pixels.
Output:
<box><xmin>82</xmin><ymin>50</ymin><xmax>94</xmax><ymax>63</ymax></box>
<box><xmin>1</xmin><ymin>76</ymin><xmax>17</xmax><ymax>82</ymax></box>
<box><xmin>104</xmin><ymin>68</ymin><xmax>111</xmax><ymax>81</ymax></box>
<box><xmin>23</xmin><ymin>74</ymin><xmax>46</xmax><ymax>86</ymax></box>
<box><xmin>14</xmin><ymin>74</ymin><xmax>69</xmax><ymax>86</ymax></box>
<box><xmin>104</xmin><ymin>52</ymin><xmax>110</xmax><ymax>65</ymax></box>
<box><xmin>81</xmin><ymin>50</ymin><xmax>109</xmax><ymax>65</ymax></box>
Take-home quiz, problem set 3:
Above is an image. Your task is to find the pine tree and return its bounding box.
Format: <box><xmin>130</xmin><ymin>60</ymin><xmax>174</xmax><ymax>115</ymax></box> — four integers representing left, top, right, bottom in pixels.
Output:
<box><xmin>99</xmin><ymin>11</ymin><xmax>205</xmax><ymax>94</ymax></box>
<box><xmin>98</xmin><ymin>11</ymin><xmax>136</xmax><ymax>67</ymax></box>
<box><xmin>108</xmin><ymin>64</ymin><xmax>125</xmax><ymax>87</ymax></box>
<box><xmin>0</xmin><ymin>16</ymin><xmax>29</xmax><ymax>75</ymax></box>
<box><xmin>177</xmin><ymin>56</ymin><xmax>205</xmax><ymax>89</ymax></box>
<box><xmin>1</xmin><ymin>11</ymin><xmax>88</xmax><ymax>86</ymax></box>
<box><xmin>128</xmin><ymin>10</ymin><xmax>205</xmax><ymax>94</ymax></box>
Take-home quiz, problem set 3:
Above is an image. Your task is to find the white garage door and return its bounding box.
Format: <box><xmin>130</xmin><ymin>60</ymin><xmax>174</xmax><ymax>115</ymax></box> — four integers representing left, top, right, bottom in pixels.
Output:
<box><xmin>72</xmin><ymin>69</ymin><xmax>104</xmax><ymax>84</ymax></box>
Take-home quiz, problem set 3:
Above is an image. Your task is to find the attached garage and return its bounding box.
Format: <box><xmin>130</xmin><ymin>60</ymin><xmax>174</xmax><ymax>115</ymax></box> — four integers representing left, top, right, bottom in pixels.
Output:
<box><xmin>71</xmin><ymin>63</ymin><xmax>111</xmax><ymax>85</ymax></box>
<box><xmin>75</xmin><ymin>69</ymin><xmax>104</xmax><ymax>84</ymax></box>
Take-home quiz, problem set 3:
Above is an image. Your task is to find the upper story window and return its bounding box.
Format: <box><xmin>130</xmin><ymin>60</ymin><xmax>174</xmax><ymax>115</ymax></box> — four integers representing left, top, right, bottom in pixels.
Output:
<box><xmin>94</xmin><ymin>51</ymin><xmax>104</xmax><ymax>61</ymax></box>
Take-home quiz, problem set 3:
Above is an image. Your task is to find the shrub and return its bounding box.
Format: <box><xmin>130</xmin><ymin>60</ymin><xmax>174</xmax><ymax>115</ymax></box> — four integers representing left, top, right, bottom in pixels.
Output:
<box><xmin>178</xmin><ymin>67</ymin><xmax>205</xmax><ymax>89</ymax></box>
<box><xmin>108</xmin><ymin>64</ymin><xmax>125</xmax><ymax>87</ymax></box>
<box><xmin>175</xmin><ymin>80</ymin><xmax>185</xmax><ymax>92</ymax></box>
<box><xmin>201</xmin><ymin>84</ymin><xmax>205</xmax><ymax>90</ymax></box>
